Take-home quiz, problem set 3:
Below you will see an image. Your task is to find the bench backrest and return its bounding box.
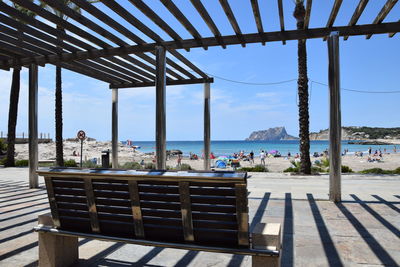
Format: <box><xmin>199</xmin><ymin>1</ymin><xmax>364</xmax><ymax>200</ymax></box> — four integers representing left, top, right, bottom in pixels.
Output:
<box><xmin>39</xmin><ymin>168</ymin><xmax>249</xmax><ymax>249</ymax></box>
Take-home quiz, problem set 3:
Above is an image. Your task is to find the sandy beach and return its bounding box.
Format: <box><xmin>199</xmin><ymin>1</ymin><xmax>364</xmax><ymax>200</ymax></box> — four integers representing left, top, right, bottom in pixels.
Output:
<box><xmin>13</xmin><ymin>140</ymin><xmax>400</xmax><ymax>172</ymax></box>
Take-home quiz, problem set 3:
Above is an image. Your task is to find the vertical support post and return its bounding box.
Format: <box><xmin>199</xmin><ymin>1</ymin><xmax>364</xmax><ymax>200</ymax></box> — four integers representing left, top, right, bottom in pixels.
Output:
<box><xmin>111</xmin><ymin>88</ymin><xmax>118</xmax><ymax>168</ymax></box>
<box><xmin>328</xmin><ymin>32</ymin><xmax>341</xmax><ymax>203</ymax></box>
<box><xmin>29</xmin><ymin>64</ymin><xmax>38</xmax><ymax>188</ymax></box>
<box><xmin>155</xmin><ymin>46</ymin><xmax>166</xmax><ymax>170</ymax></box>
<box><xmin>204</xmin><ymin>83</ymin><xmax>211</xmax><ymax>170</ymax></box>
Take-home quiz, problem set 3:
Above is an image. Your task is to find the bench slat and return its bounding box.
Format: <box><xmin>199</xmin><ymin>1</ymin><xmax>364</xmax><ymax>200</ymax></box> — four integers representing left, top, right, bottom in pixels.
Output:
<box><xmin>128</xmin><ymin>180</ymin><xmax>145</xmax><ymax>238</ymax></box>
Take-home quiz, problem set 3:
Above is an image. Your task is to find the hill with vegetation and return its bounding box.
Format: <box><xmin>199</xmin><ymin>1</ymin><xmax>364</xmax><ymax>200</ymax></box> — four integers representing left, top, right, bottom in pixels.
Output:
<box><xmin>310</xmin><ymin>126</ymin><xmax>400</xmax><ymax>140</ymax></box>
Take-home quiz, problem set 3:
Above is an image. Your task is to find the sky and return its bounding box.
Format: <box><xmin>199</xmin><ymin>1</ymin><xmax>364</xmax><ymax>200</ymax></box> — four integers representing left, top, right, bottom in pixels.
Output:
<box><xmin>0</xmin><ymin>1</ymin><xmax>399</xmax><ymax>141</ymax></box>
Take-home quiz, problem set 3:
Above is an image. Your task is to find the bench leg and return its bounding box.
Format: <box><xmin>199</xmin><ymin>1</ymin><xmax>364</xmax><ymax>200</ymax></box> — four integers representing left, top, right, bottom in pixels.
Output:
<box><xmin>38</xmin><ymin>213</ymin><xmax>78</xmax><ymax>267</ymax></box>
<box><xmin>39</xmin><ymin>233</ymin><xmax>78</xmax><ymax>267</ymax></box>
<box><xmin>252</xmin><ymin>223</ymin><xmax>281</xmax><ymax>267</ymax></box>
<box><xmin>252</xmin><ymin>255</ymin><xmax>279</xmax><ymax>267</ymax></box>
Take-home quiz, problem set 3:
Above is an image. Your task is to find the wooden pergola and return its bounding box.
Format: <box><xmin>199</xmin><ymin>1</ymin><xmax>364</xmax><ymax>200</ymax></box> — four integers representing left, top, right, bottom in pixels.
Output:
<box><xmin>0</xmin><ymin>0</ymin><xmax>399</xmax><ymax>202</ymax></box>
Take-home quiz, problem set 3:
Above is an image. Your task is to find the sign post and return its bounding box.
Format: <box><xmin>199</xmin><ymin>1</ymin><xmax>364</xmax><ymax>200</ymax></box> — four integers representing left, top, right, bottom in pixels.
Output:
<box><xmin>77</xmin><ymin>130</ymin><xmax>86</xmax><ymax>168</ymax></box>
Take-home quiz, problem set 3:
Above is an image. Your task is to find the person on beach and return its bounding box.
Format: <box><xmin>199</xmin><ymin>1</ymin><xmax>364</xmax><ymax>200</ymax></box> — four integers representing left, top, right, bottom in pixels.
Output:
<box><xmin>287</xmin><ymin>151</ymin><xmax>291</xmax><ymax>158</ymax></box>
<box><xmin>260</xmin><ymin>150</ymin><xmax>266</xmax><ymax>165</ymax></box>
<box><xmin>177</xmin><ymin>154</ymin><xmax>182</xmax><ymax>168</ymax></box>
<box><xmin>368</xmin><ymin>147</ymin><xmax>372</xmax><ymax>155</ymax></box>
<box><xmin>249</xmin><ymin>151</ymin><xmax>254</xmax><ymax>165</ymax></box>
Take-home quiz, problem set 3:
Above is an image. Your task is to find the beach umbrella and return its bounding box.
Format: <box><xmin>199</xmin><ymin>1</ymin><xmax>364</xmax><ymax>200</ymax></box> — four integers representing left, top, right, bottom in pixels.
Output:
<box><xmin>269</xmin><ymin>150</ymin><xmax>278</xmax><ymax>154</ymax></box>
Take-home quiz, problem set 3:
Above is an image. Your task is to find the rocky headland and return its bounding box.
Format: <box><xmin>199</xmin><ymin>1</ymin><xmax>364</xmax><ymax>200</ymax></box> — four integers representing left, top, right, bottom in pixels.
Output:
<box><xmin>246</xmin><ymin>127</ymin><xmax>298</xmax><ymax>141</ymax></box>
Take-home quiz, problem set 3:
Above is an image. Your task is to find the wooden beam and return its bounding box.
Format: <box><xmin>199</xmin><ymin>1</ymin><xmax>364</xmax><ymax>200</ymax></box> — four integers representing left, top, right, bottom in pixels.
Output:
<box><xmin>179</xmin><ymin>182</ymin><xmax>194</xmax><ymax>242</ymax></box>
<box><xmin>323</xmin><ymin>0</ymin><xmax>343</xmax><ymax>41</ymax></box>
<box><xmin>190</xmin><ymin>0</ymin><xmax>226</xmax><ymax>48</ymax></box>
<box><xmin>235</xmin><ymin>184</ymin><xmax>249</xmax><ymax>247</ymax></box>
<box><xmin>110</xmin><ymin>78</ymin><xmax>214</xmax><ymax>89</ymax></box>
<box><xmin>389</xmin><ymin>19</ymin><xmax>400</xmax><ymax>37</ymax></box>
<box><xmin>366</xmin><ymin>0</ymin><xmax>398</xmax><ymax>39</ymax></box>
<box><xmin>128</xmin><ymin>0</ymin><xmax>186</xmax><ymax>50</ymax></box>
<box><xmin>219</xmin><ymin>0</ymin><xmax>246</xmax><ymax>47</ymax></box>
<box><xmin>97</xmin><ymin>0</ymin><xmax>202</xmax><ymax>79</ymax></box>
<box><xmin>1</xmin><ymin>2</ymin><xmax>155</xmax><ymax>82</ymax></box>
<box><xmin>344</xmin><ymin>0</ymin><xmax>369</xmax><ymax>40</ymax></box>
<box><xmin>11</xmin><ymin>0</ymin><xmax>186</xmax><ymax>81</ymax></box>
<box><xmin>326</xmin><ymin>0</ymin><xmax>343</xmax><ymax>27</ymax></box>
<box><xmin>250</xmin><ymin>0</ymin><xmax>265</xmax><ymax>45</ymax></box>
<box><xmin>0</xmin><ymin>29</ymin><xmax>128</xmax><ymax>84</ymax></box>
<box><xmin>2</xmin><ymin>22</ymin><xmax>399</xmax><ymax>70</ymax></box>
<box><xmin>44</xmin><ymin>178</ymin><xmax>61</xmax><ymax>227</ymax></box>
<box><xmin>328</xmin><ymin>32</ymin><xmax>342</xmax><ymax>203</ymax></box>
<box><xmin>83</xmin><ymin>179</ymin><xmax>101</xmax><ymax>233</ymax></box>
<box><xmin>29</xmin><ymin>64</ymin><xmax>39</xmax><ymax>189</ymax></box>
<box><xmin>204</xmin><ymin>83</ymin><xmax>211</xmax><ymax>170</ymax></box>
<box><xmin>277</xmin><ymin>0</ymin><xmax>286</xmax><ymax>44</ymax></box>
<box><xmin>304</xmin><ymin>0</ymin><xmax>313</xmax><ymax>29</ymax></box>
<box><xmin>127</xmin><ymin>180</ymin><xmax>145</xmax><ymax>238</ymax></box>
<box><xmin>160</xmin><ymin>0</ymin><xmax>206</xmax><ymax>49</ymax></box>
<box><xmin>155</xmin><ymin>46</ymin><xmax>167</xmax><ymax>170</ymax></box>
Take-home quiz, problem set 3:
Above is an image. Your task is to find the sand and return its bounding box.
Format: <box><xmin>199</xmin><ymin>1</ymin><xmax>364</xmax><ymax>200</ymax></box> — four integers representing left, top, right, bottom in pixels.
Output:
<box><xmin>14</xmin><ymin>140</ymin><xmax>400</xmax><ymax>172</ymax></box>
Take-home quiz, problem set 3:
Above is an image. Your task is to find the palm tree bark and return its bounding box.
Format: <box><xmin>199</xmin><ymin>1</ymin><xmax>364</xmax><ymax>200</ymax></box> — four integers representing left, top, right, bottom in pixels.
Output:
<box><xmin>55</xmin><ymin>26</ymin><xmax>64</xmax><ymax>167</ymax></box>
<box><xmin>55</xmin><ymin>65</ymin><xmax>64</xmax><ymax>166</ymax></box>
<box><xmin>294</xmin><ymin>1</ymin><xmax>311</xmax><ymax>174</ymax></box>
<box><xmin>5</xmin><ymin>67</ymin><xmax>21</xmax><ymax>167</ymax></box>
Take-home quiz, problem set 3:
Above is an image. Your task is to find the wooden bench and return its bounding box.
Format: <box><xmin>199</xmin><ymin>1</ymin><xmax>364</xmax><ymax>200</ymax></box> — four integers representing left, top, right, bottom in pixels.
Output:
<box><xmin>35</xmin><ymin>168</ymin><xmax>281</xmax><ymax>267</ymax></box>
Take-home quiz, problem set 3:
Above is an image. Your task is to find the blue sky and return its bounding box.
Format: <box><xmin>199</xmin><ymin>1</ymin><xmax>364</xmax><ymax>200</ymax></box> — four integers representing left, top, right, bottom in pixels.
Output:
<box><xmin>0</xmin><ymin>1</ymin><xmax>399</xmax><ymax>141</ymax></box>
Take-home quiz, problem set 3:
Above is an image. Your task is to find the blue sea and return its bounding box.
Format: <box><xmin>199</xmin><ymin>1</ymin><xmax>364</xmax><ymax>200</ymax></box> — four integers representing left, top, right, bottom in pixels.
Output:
<box><xmin>122</xmin><ymin>140</ymin><xmax>398</xmax><ymax>157</ymax></box>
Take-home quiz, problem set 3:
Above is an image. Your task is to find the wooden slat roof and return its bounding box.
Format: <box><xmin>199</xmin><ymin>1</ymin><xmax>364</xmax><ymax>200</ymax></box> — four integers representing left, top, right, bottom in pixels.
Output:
<box><xmin>0</xmin><ymin>0</ymin><xmax>399</xmax><ymax>88</ymax></box>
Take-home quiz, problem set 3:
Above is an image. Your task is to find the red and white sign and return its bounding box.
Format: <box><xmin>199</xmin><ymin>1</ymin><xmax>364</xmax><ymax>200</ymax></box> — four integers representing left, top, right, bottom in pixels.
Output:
<box><xmin>77</xmin><ymin>130</ymin><xmax>86</xmax><ymax>141</ymax></box>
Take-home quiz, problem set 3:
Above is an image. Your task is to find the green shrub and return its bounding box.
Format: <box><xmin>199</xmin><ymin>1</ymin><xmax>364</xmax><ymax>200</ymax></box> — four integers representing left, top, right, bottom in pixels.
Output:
<box><xmin>179</xmin><ymin>163</ymin><xmax>193</xmax><ymax>171</ymax></box>
<box><xmin>393</xmin><ymin>167</ymin><xmax>400</xmax><ymax>174</ymax></box>
<box><xmin>341</xmin><ymin>165</ymin><xmax>353</xmax><ymax>173</ymax></box>
<box><xmin>144</xmin><ymin>162</ymin><xmax>156</xmax><ymax>170</ymax></box>
<box><xmin>237</xmin><ymin>164</ymin><xmax>268</xmax><ymax>172</ymax></box>
<box><xmin>64</xmin><ymin>159</ymin><xmax>78</xmax><ymax>167</ymax></box>
<box><xmin>120</xmin><ymin>162</ymin><xmax>141</xmax><ymax>170</ymax></box>
<box><xmin>15</xmin><ymin>159</ymin><xmax>29</xmax><ymax>167</ymax></box>
<box><xmin>283</xmin><ymin>167</ymin><xmax>298</xmax><ymax>173</ymax></box>
<box><xmin>0</xmin><ymin>157</ymin><xmax>7</xmax><ymax>165</ymax></box>
<box><xmin>0</xmin><ymin>139</ymin><xmax>7</xmax><ymax>151</ymax></box>
<box><xmin>359</xmin><ymin>168</ymin><xmax>391</xmax><ymax>174</ymax></box>
<box><xmin>82</xmin><ymin>160</ymin><xmax>100</xmax><ymax>168</ymax></box>
<box><xmin>321</xmin><ymin>157</ymin><xmax>330</xmax><ymax>168</ymax></box>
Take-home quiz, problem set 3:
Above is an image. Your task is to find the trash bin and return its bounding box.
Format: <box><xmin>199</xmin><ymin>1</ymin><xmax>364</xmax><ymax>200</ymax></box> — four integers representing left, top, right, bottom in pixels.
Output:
<box><xmin>101</xmin><ymin>150</ymin><xmax>110</xmax><ymax>168</ymax></box>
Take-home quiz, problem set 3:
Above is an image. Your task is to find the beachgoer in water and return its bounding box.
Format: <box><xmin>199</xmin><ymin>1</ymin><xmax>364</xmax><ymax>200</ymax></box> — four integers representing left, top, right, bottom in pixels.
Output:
<box><xmin>368</xmin><ymin>147</ymin><xmax>372</xmax><ymax>155</ymax></box>
<box><xmin>260</xmin><ymin>150</ymin><xmax>266</xmax><ymax>165</ymax></box>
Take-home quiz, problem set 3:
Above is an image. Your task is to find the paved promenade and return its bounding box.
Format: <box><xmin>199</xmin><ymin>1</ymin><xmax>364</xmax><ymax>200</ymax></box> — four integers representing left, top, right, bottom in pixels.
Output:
<box><xmin>0</xmin><ymin>168</ymin><xmax>399</xmax><ymax>266</ymax></box>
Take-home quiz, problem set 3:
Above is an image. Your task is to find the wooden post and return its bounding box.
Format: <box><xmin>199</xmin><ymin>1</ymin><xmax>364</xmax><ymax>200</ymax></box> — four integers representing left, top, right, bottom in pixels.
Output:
<box><xmin>328</xmin><ymin>32</ymin><xmax>341</xmax><ymax>203</ymax></box>
<box><xmin>204</xmin><ymin>83</ymin><xmax>211</xmax><ymax>170</ymax></box>
<box><xmin>29</xmin><ymin>64</ymin><xmax>38</xmax><ymax>188</ymax></box>
<box><xmin>155</xmin><ymin>46</ymin><xmax>166</xmax><ymax>170</ymax></box>
<box><xmin>111</xmin><ymin>88</ymin><xmax>118</xmax><ymax>168</ymax></box>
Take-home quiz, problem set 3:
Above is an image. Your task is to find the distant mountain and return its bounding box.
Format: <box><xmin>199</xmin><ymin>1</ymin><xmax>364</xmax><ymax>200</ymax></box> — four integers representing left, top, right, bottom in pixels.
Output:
<box><xmin>246</xmin><ymin>127</ymin><xmax>298</xmax><ymax>141</ymax></box>
<box><xmin>310</xmin><ymin>126</ymin><xmax>400</xmax><ymax>140</ymax></box>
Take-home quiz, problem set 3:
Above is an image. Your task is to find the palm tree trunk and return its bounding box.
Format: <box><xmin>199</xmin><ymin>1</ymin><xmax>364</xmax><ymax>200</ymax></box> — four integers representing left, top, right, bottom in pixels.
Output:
<box><xmin>55</xmin><ymin>26</ymin><xmax>64</xmax><ymax>167</ymax></box>
<box><xmin>294</xmin><ymin>1</ymin><xmax>311</xmax><ymax>174</ymax></box>
<box><xmin>55</xmin><ymin>65</ymin><xmax>64</xmax><ymax>167</ymax></box>
<box><xmin>5</xmin><ymin>67</ymin><xmax>21</xmax><ymax>167</ymax></box>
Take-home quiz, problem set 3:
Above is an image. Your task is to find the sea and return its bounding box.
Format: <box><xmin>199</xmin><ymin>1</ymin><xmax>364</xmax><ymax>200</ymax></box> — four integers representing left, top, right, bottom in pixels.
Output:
<box><xmin>122</xmin><ymin>140</ymin><xmax>398</xmax><ymax>157</ymax></box>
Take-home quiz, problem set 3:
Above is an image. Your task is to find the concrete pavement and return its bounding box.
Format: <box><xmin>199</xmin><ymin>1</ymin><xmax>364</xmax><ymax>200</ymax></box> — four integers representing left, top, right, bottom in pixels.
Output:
<box><xmin>0</xmin><ymin>168</ymin><xmax>399</xmax><ymax>266</ymax></box>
